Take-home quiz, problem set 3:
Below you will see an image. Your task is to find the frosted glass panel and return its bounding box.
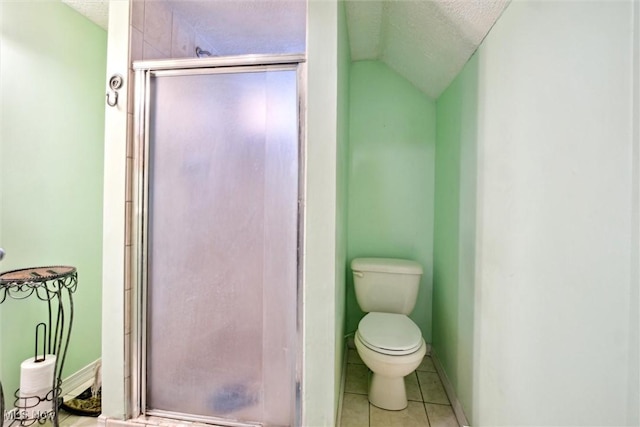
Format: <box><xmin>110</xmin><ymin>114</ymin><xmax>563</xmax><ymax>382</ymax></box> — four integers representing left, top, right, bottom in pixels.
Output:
<box><xmin>146</xmin><ymin>69</ymin><xmax>298</xmax><ymax>426</ymax></box>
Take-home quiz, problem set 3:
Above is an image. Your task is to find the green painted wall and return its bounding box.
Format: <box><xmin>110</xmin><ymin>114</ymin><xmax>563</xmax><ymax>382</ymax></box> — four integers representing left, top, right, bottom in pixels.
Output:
<box><xmin>433</xmin><ymin>52</ymin><xmax>478</xmax><ymax>419</ymax></box>
<box><xmin>334</xmin><ymin>0</ymin><xmax>350</xmax><ymax>417</ymax></box>
<box><xmin>0</xmin><ymin>0</ymin><xmax>106</xmax><ymax>399</ymax></box>
<box><xmin>347</xmin><ymin>60</ymin><xmax>435</xmax><ymax>341</ymax></box>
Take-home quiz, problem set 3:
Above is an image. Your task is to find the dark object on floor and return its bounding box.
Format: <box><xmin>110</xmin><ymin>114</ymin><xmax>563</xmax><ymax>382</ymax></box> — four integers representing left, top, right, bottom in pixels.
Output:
<box><xmin>60</xmin><ymin>387</ymin><xmax>101</xmax><ymax>417</ymax></box>
<box><xmin>209</xmin><ymin>383</ymin><xmax>258</xmax><ymax>414</ymax></box>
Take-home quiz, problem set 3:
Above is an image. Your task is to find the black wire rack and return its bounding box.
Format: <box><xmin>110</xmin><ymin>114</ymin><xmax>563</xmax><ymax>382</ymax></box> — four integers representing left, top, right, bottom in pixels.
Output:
<box><xmin>0</xmin><ymin>266</ymin><xmax>77</xmax><ymax>427</ymax></box>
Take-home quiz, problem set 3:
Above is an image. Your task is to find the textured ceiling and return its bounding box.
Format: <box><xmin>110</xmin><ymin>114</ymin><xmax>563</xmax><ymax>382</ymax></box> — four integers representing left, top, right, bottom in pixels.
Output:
<box><xmin>63</xmin><ymin>0</ymin><xmax>509</xmax><ymax>98</ymax></box>
<box><xmin>62</xmin><ymin>0</ymin><xmax>108</xmax><ymax>30</ymax></box>
<box><xmin>346</xmin><ymin>0</ymin><xmax>510</xmax><ymax>98</ymax></box>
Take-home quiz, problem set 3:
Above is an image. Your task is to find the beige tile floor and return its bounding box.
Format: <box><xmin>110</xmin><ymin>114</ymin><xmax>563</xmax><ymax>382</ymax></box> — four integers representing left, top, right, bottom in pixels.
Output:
<box><xmin>58</xmin><ymin>414</ymin><xmax>101</xmax><ymax>427</ymax></box>
<box><xmin>8</xmin><ymin>354</ymin><xmax>458</xmax><ymax>427</ymax></box>
<box><xmin>340</xmin><ymin>349</ymin><xmax>459</xmax><ymax>427</ymax></box>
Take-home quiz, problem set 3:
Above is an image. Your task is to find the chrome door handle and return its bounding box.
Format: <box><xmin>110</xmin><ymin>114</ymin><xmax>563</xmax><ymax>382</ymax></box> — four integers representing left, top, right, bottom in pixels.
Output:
<box><xmin>0</xmin><ymin>247</ymin><xmax>5</xmax><ymax>261</ymax></box>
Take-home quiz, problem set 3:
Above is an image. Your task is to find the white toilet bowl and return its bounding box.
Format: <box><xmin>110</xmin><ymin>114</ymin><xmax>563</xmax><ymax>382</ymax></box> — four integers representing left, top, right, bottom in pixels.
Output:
<box><xmin>354</xmin><ymin>312</ymin><xmax>426</xmax><ymax>410</ymax></box>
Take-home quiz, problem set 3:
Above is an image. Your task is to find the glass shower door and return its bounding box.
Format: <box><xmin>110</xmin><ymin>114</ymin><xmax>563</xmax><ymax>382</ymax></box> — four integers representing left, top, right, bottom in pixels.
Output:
<box><xmin>142</xmin><ymin>65</ymin><xmax>299</xmax><ymax>426</ymax></box>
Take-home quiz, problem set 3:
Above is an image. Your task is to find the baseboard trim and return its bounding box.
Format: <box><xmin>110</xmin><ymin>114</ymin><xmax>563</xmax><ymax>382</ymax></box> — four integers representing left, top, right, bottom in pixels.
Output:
<box><xmin>61</xmin><ymin>358</ymin><xmax>101</xmax><ymax>397</ymax></box>
<box><xmin>430</xmin><ymin>351</ymin><xmax>470</xmax><ymax>427</ymax></box>
<box><xmin>336</xmin><ymin>342</ymin><xmax>349</xmax><ymax>426</ymax></box>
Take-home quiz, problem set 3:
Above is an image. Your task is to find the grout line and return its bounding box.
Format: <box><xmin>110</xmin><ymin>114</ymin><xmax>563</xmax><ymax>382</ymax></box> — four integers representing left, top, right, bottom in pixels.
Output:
<box><xmin>416</xmin><ymin>370</ymin><xmax>426</xmax><ymax>403</ymax></box>
<box><xmin>421</xmin><ymin>400</ymin><xmax>430</xmax><ymax>426</ymax></box>
<box><xmin>431</xmin><ymin>352</ymin><xmax>467</xmax><ymax>426</ymax></box>
<box><xmin>424</xmin><ymin>401</ymin><xmax>433</xmax><ymax>427</ymax></box>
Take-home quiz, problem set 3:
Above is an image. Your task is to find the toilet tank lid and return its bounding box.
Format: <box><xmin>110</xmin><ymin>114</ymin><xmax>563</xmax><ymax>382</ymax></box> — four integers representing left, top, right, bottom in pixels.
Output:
<box><xmin>351</xmin><ymin>258</ymin><xmax>423</xmax><ymax>275</ymax></box>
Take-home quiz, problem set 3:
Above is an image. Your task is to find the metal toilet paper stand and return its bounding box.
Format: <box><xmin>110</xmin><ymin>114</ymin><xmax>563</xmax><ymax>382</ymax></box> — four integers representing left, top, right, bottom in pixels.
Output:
<box><xmin>0</xmin><ymin>266</ymin><xmax>78</xmax><ymax>427</ymax></box>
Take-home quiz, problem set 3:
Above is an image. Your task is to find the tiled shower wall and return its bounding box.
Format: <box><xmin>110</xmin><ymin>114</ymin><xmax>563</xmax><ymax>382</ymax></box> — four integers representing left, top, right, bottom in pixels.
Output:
<box><xmin>130</xmin><ymin>0</ymin><xmax>214</xmax><ymax>62</ymax></box>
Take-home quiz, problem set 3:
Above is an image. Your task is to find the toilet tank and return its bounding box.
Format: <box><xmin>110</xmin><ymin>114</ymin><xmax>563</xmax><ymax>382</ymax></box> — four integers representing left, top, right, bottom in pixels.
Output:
<box><xmin>351</xmin><ymin>258</ymin><xmax>423</xmax><ymax>315</ymax></box>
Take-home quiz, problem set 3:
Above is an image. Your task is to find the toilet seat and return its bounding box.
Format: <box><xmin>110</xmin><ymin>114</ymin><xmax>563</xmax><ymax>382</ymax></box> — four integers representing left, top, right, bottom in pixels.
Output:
<box><xmin>357</xmin><ymin>312</ymin><xmax>423</xmax><ymax>356</ymax></box>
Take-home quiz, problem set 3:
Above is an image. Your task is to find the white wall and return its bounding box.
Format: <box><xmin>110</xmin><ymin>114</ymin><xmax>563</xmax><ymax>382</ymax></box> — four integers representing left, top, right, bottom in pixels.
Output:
<box><xmin>101</xmin><ymin>0</ymin><xmax>130</xmax><ymax>419</ymax></box>
<box><xmin>304</xmin><ymin>0</ymin><xmax>340</xmax><ymax>424</ymax></box>
<box><xmin>335</xmin><ymin>0</ymin><xmax>351</xmax><ymax>418</ymax></box>
<box><xmin>630</xmin><ymin>2</ymin><xmax>640</xmax><ymax>423</ymax></box>
<box><xmin>471</xmin><ymin>1</ymin><xmax>639</xmax><ymax>425</ymax></box>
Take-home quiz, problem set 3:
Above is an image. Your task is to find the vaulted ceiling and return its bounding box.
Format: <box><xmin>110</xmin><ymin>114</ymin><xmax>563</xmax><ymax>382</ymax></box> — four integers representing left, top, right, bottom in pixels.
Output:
<box><xmin>63</xmin><ymin>0</ymin><xmax>509</xmax><ymax>99</ymax></box>
<box><xmin>345</xmin><ymin>0</ymin><xmax>509</xmax><ymax>98</ymax></box>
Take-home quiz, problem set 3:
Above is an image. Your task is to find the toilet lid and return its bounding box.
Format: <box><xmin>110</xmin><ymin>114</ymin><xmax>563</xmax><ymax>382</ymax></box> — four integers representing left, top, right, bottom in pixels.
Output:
<box><xmin>357</xmin><ymin>312</ymin><xmax>423</xmax><ymax>356</ymax></box>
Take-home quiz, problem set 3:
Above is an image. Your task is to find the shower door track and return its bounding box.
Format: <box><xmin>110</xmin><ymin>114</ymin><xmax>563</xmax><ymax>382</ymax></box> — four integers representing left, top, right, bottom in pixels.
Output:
<box><xmin>130</xmin><ymin>54</ymin><xmax>307</xmax><ymax>427</ymax></box>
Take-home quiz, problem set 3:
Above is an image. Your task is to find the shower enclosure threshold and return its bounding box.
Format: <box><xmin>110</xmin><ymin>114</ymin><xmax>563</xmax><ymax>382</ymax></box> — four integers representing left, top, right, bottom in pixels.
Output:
<box><xmin>133</xmin><ymin>412</ymin><xmax>263</xmax><ymax>427</ymax></box>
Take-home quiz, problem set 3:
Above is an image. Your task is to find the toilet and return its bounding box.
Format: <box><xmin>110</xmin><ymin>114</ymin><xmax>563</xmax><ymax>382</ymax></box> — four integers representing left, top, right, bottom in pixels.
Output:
<box><xmin>351</xmin><ymin>257</ymin><xmax>426</xmax><ymax>411</ymax></box>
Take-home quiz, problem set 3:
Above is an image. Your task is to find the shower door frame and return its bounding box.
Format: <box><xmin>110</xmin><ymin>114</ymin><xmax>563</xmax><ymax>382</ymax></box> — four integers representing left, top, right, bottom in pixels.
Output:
<box><xmin>131</xmin><ymin>54</ymin><xmax>306</xmax><ymax>427</ymax></box>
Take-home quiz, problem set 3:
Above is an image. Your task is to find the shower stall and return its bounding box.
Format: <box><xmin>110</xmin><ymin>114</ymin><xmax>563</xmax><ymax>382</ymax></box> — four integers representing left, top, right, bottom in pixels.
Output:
<box><xmin>131</xmin><ymin>55</ymin><xmax>304</xmax><ymax>427</ymax></box>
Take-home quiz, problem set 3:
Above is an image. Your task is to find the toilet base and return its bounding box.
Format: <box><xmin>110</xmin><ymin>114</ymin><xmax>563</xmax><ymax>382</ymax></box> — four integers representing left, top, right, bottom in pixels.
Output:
<box><xmin>354</xmin><ymin>330</ymin><xmax>426</xmax><ymax>412</ymax></box>
<box><xmin>369</xmin><ymin>373</ymin><xmax>407</xmax><ymax>411</ymax></box>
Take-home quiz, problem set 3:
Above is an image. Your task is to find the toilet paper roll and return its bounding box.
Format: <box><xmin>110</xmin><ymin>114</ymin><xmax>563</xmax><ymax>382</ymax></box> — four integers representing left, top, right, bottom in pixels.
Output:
<box><xmin>19</xmin><ymin>355</ymin><xmax>56</xmax><ymax>419</ymax></box>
